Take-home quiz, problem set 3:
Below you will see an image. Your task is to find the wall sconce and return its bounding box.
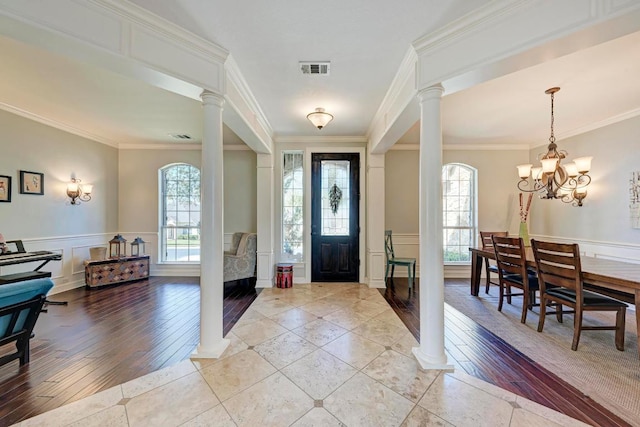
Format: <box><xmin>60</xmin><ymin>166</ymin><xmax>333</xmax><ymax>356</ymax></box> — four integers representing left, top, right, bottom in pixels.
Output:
<box><xmin>109</xmin><ymin>234</ymin><xmax>127</xmax><ymax>258</ymax></box>
<box><xmin>67</xmin><ymin>178</ymin><xmax>93</xmax><ymax>205</ymax></box>
<box><xmin>130</xmin><ymin>237</ymin><xmax>146</xmax><ymax>256</ymax></box>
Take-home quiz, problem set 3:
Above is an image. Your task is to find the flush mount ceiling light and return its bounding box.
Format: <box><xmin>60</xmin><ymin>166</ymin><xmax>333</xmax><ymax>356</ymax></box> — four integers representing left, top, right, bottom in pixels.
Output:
<box><xmin>307</xmin><ymin>108</ymin><xmax>333</xmax><ymax>130</ymax></box>
<box><xmin>516</xmin><ymin>87</ymin><xmax>592</xmax><ymax>207</ymax></box>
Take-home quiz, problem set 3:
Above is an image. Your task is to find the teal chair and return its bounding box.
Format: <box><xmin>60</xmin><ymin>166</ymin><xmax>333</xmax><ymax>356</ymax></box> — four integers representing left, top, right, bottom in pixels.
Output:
<box><xmin>0</xmin><ymin>278</ymin><xmax>53</xmax><ymax>367</ymax></box>
<box><xmin>384</xmin><ymin>230</ymin><xmax>416</xmax><ymax>291</ymax></box>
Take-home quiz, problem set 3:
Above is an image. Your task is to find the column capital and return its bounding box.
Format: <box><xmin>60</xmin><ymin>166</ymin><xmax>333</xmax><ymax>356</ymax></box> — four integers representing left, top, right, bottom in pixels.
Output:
<box><xmin>200</xmin><ymin>90</ymin><xmax>225</xmax><ymax>107</ymax></box>
<box><xmin>417</xmin><ymin>84</ymin><xmax>444</xmax><ymax>103</ymax></box>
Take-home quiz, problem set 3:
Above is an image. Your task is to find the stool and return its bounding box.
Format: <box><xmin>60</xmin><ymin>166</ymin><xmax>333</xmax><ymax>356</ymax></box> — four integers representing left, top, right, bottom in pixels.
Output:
<box><xmin>276</xmin><ymin>263</ymin><xmax>293</xmax><ymax>288</ymax></box>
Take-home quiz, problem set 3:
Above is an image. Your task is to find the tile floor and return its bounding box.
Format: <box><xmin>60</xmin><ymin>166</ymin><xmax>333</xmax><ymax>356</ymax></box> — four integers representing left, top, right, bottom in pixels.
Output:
<box><xmin>14</xmin><ymin>283</ymin><xmax>589</xmax><ymax>427</ymax></box>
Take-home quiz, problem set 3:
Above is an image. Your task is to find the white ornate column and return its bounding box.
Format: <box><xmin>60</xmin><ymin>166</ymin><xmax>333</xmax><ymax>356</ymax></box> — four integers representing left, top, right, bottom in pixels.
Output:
<box><xmin>192</xmin><ymin>90</ymin><xmax>229</xmax><ymax>358</ymax></box>
<box><xmin>256</xmin><ymin>153</ymin><xmax>275</xmax><ymax>288</ymax></box>
<box><xmin>366</xmin><ymin>152</ymin><xmax>386</xmax><ymax>288</ymax></box>
<box><xmin>412</xmin><ymin>84</ymin><xmax>453</xmax><ymax>370</ymax></box>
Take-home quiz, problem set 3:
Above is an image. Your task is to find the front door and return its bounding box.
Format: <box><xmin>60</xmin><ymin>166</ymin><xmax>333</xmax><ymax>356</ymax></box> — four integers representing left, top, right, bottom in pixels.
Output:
<box><xmin>311</xmin><ymin>153</ymin><xmax>359</xmax><ymax>282</ymax></box>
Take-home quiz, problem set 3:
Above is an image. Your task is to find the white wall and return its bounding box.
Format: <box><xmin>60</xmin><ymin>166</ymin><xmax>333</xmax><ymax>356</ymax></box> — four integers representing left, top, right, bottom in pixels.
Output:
<box><xmin>529</xmin><ymin>115</ymin><xmax>640</xmax><ymax>260</ymax></box>
<box><xmin>0</xmin><ymin>110</ymin><xmax>118</xmax><ymax>293</ymax></box>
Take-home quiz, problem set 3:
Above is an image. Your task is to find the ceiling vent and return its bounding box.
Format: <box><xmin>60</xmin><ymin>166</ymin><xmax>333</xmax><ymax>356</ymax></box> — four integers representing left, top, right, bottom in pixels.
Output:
<box><xmin>299</xmin><ymin>61</ymin><xmax>330</xmax><ymax>75</ymax></box>
<box><xmin>169</xmin><ymin>134</ymin><xmax>192</xmax><ymax>140</ymax></box>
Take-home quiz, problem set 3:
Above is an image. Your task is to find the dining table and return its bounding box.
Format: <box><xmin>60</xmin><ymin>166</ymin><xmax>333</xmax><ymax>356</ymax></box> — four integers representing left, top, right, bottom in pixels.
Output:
<box><xmin>469</xmin><ymin>245</ymin><xmax>640</xmax><ymax>356</ymax></box>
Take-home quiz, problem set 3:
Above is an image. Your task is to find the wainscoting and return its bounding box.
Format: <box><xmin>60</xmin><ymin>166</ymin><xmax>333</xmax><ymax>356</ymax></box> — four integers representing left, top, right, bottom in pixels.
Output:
<box><xmin>4</xmin><ymin>232</ymin><xmax>636</xmax><ymax>295</ymax></box>
<box><xmin>385</xmin><ymin>233</ymin><xmax>640</xmax><ymax>279</ymax></box>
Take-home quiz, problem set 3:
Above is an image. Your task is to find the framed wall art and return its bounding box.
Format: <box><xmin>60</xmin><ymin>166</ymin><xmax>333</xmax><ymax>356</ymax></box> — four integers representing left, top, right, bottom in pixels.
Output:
<box><xmin>19</xmin><ymin>170</ymin><xmax>44</xmax><ymax>195</ymax></box>
<box><xmin>631</xmin><ymin>171</ymin><xmax>640</xmax><ymax>229</ymax></box>
<box><xmin>0</xmin><ymin>175</ymin><xmax>11</xmax><ymax>202</ymax></box>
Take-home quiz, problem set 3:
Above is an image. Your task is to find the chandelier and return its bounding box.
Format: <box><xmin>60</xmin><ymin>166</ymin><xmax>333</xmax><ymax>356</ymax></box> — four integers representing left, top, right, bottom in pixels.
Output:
<box><xmin>516</xmin><ymin>87</ymin><xmax>592</xmax><ymax>207</ymax></box>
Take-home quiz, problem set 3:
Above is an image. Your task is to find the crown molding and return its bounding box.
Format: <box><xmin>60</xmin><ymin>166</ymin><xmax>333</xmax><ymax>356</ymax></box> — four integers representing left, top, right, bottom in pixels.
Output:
<box><xmin>367</xmin><ymin>46</ymin><xmax>418</xmax><ymax>138</ymax></box>
<box><xmin>443</xmin><ymin>143</ymin><xmax>530</xmax><ymax>151</ymax></box>
<box><xmin>556</xmin><ymin>107</ymin><xmax>640</xmax><ymax>142</ymax></box>
<box><xmin>275</xmin><ymin>135</ymin><xmax>368</xmax><ymax>144</ymax></box>
<box><xmin>0</xmin><ymin>102</ymin><xmax>120</xmax><ymax>148</ymax></box>
<box><xmin>119</xmin><ymin>143</ymin><xmax>200</xmax><ymax>150</ymax></box>
<box><xmin>389</xmin><ymin>143</ymin><xmax>531</xmax><ymax>151</ymax></box>
<box><xmin>412</xmin><ymin>0</ymin><xmax>528</xmax><ymax>55</ymax></box>
<box><xmin>223</xmin><ymin>144</ymin><xmax>252</xmax><ymax>151</ymax></box>
<box><xmin>89</xmin><ymin>0</ymin><xmax>228</xmax><ymax>63</ymax></box>
<box><xmin>118</xmin><ymin>143</ymin><xmax>252</xmax><ymax>151</ymax></box>
<box><xmin>224</xmin><ymin>55</ymin><xmax>273</xmax><ymax>138</ymax></box>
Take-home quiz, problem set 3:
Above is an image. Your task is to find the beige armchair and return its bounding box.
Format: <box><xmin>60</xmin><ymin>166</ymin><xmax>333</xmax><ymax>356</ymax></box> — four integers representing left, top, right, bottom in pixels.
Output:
<box><xmin>224</xmin><ymin>232</ymin><xmax>257</xmax><ymax>283</ymax></box>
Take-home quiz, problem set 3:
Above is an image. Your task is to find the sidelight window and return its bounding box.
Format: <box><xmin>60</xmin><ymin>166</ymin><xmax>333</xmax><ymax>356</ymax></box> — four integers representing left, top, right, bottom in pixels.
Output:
<box><xmin>282</xmin><ymin>152</ymin><xmax>304</xmax><ymax>261</ymax></box>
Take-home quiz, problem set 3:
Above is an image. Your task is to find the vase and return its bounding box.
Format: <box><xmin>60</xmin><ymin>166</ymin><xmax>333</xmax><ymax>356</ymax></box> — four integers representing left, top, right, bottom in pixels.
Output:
<box><xmin>519</xmin><ymin>222</ymin><xmax>530</xmax><ymax>246</ymax></box>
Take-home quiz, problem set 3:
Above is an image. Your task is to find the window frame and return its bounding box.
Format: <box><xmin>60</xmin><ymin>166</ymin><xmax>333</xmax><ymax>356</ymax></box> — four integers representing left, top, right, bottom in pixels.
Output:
<box><xmin>281</xmin><ymin>151</ymin><xmax>305</xmax><ymax>262</ymax></box>
<box><xmin>158</xmin><ymin>163</ymin><xmax>201</xmax><ymax>264</ymax></box>
<box><xmin>442</xmin><ymin>162</ymin><xmax>478</xmax><ymax>265</ymax></box>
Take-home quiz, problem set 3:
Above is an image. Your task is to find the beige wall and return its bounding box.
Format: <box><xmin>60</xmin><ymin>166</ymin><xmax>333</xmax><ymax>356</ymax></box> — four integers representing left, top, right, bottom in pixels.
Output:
<box><xmin>384</xmin><ymin>151</ymin><xmax>419</xmax><ymax>234</ymax></box>
<box><xmin>384</xmin><ymin>148</ymin><xmax>529</xmax><ymax>235</ymax></box>
<box><xmin>118</xmin><ymin>148</ymin><xmax>256</xmax><ymax>234</ymax></box>
<box><xmin>0</xmin><ymin>110</ymin><xmax>118</xmax><ymax>239</ymax></box>
<box><xmin>223</xmin><ymin>150</ymin><xmax>257</xmax><ymax>233</ymax></box>
<box><xmin>529</xmin><ymin>115</ymin><xmax>640</xmax><ymax>246</ymax></box>
<box><xmin>443</xmin><ymin>149</ymin><xmax>529</xmax><ymax>235</ymax></box>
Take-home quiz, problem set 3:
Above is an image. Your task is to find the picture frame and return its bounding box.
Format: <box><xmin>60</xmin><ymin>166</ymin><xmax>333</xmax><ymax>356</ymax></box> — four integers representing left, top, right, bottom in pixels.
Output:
<box><xmin>19</xmin><ymin>170</ymin><xmax>44</xmax><ymax>195</ymax></box>
<box><xmin>0</xmin><ymin>175</ymin><xmax>11</xmax><ymax>202</ymax></box>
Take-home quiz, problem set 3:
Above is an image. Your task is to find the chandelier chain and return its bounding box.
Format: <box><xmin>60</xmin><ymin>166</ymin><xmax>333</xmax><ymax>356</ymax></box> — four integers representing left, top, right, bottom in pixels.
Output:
<box><xmin>549</xmin><ymin>91</ymin><xmax>555</xmax><ymax>143</ymax></box>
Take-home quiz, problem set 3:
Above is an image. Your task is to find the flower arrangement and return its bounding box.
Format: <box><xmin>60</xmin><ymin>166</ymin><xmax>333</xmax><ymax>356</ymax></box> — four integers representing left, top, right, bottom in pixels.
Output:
<box><xmin>519</xmin><ymin>192</ymin><xmax>533</xmax><ymax>245</ymax></box>
<box><xmin>519</xmin><ymin>192</ymin><xmax>533</xmax><ymax>223</ymax></box>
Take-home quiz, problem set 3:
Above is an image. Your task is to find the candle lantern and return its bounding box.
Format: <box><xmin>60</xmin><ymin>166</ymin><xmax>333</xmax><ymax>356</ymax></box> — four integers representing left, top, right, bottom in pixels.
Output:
<box><xmin>130</xmin><ymin>237</ymin><xmax>146</xmax><ymax>257</ymax></box>
<box><xmin>109</xmin><ymin>234</ymin><xmax>127</xmax><ymax>258</ymax></box>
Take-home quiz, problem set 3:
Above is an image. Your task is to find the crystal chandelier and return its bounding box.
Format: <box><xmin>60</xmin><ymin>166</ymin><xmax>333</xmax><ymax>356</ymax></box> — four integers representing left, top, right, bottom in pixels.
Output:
<box><xmin>516</xmin><ymin>87</ymin><xmax>592</xmax><ymax>207</ymax></box>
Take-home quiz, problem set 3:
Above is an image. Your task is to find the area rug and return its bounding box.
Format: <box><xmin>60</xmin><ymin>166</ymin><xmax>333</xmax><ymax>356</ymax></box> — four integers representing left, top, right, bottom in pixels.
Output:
<box><xmin>444</xmin><ymin>284</ymin><xmax>640</xmax><ymax>426</ymax></box>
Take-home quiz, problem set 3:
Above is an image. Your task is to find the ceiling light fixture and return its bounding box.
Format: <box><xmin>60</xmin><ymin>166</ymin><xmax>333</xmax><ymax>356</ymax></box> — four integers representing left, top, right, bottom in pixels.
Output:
<box><xmin>516</xmin><ymin>87</ymin><xmax>592</xmax><ymax>207</ymax></box>
<box><xmin>307</xmin><ymin>108</ymin><xmax>333</xmax><ymax>130</ymax></box>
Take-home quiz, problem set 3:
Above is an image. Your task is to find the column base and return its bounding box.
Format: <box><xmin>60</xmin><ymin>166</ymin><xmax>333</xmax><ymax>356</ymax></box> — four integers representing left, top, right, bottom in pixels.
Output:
<box><xmin>255</xmin><ymin>279</ymin><xmax>273</xmax><ymax>288</ymax></box>
<box><xmin>191</xmin><ymin>338</ymin><xmax>230</xmax><ymax>359</ymax></box>
<box><xmin>412</xmin><ymin>347</ymin><xmax>454</xmax><ymax>371</ymax></box>
<box><xmin>367</xmin><ymin>278</ymin><xmax>386</xmax><ymax>289</ymax></box>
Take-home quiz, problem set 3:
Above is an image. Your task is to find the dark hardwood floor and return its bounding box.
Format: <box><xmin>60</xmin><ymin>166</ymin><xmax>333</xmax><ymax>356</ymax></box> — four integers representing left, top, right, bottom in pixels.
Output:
<box><xmin>381</xmin><ymin>277</ymin><xmax>631</xmax><ymax>427</ymax></box>
<box><xmin>0</xmin><ymin>277</ymin><xmax>259</xmax><ymax>427</ymax></box>
<box><xmin>0</xmin><ymin>276</ymin><xmax>630</xmax><ymax>426</ymax></box>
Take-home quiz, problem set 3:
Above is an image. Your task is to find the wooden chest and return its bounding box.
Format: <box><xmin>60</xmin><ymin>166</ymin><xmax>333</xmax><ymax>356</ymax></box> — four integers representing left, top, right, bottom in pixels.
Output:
<box><xmin>84</xmin><ymin>255</ymin><xmax>150</xmax><ymax>288</ymax></box>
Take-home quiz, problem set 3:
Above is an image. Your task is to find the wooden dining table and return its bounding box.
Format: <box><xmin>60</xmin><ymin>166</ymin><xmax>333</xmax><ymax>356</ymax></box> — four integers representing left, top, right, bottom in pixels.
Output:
<box><xmin>469</xmin><ymin>246</ymin><xmax>640</xmax><ymax>356</ymax></box>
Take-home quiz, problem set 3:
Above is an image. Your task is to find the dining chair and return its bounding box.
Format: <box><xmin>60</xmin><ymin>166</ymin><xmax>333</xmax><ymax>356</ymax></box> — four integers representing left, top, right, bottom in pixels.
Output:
<box><xmin>480</xmin><ymin>231</ymin><xmax>508</xmax><ymax>294</ymax></box>
<box><xmin>384</xmin><ymin>230</ymin><xmax>416</xmax><ymax>292</ymax></box>
<box><xmin>492</xmin><ymin>236</ymin><xmax>539</xmax><ymax>323</ymax></box>
<box><xmin>531</xmin><ymin>239</ymin><xmax>627</xmax><ymax>351</ymax></box>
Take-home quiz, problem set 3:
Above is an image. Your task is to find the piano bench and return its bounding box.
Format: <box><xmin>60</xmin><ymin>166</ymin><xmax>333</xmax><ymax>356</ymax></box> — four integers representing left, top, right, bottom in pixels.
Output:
<box><xmin>0</xmin><ymin>278</ymin><xmax>54</xmax><ymax>367</ymax></box>
<box><xmin>0</xmin><ymin>271</ymin><xmax>51</xmax><ymax>285</ymax></box>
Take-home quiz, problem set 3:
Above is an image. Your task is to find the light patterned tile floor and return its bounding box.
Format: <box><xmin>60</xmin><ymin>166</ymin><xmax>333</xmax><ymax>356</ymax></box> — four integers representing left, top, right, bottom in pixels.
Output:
<box><xmin>13</xmin><ymin>284</ymin><xmax>589</xmax><ymax>427</ymax></box>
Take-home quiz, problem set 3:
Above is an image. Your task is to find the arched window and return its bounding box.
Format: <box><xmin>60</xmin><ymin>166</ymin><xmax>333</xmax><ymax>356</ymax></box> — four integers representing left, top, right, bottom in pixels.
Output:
<box><xmin>159</xmin><ymin>163</ymin><xmax>200</xmax><ymax>262</ymax></box>
<box><xmin>442</xmin><ymin>163</ymin><xmax>477</xmax><ymax>263</ymax></box>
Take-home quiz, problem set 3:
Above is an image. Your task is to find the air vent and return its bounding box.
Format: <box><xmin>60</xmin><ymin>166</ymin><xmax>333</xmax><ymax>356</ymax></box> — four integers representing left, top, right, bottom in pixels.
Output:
<box><xmin>169</xmin><ymin>134</ymin><xmax>192</xmax><ymax>140</ymax></box>
<box><xmin>299</xmin><ymin>61</ymin><xmax>330</xmax><ymax>75</ymax></box>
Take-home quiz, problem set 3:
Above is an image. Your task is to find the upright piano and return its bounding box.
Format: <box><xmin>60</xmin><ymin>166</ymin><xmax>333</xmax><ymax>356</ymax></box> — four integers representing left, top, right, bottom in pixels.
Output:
<box><xmin>0</xmin><ymin>240</ymin><xmax>62</xmax><ymax>284</ymax></box>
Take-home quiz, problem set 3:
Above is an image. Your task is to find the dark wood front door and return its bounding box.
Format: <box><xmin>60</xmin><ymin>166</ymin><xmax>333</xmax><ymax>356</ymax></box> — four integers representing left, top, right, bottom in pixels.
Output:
<box><xmin>311</xmin><ymin>153</ymin><xmax>359</xmax><ymax>282</ymax></box>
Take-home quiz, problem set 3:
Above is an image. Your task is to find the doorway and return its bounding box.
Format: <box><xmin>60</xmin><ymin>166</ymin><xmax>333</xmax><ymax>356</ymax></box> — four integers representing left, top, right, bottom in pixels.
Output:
<box><xmin>311</xmin><ymin>153</ymin><xmax>360</xmax><ymax>282</ymax></box>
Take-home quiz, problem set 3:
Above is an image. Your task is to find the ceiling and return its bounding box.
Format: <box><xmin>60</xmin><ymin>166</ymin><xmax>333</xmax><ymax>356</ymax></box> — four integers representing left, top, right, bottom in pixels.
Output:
<box><xmin>1</xmin><ymin>1</ymin><xmax>639</xmax><ymax>149</ymax></box>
